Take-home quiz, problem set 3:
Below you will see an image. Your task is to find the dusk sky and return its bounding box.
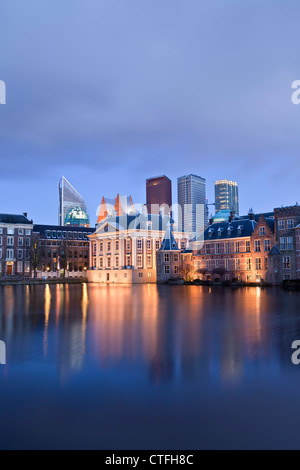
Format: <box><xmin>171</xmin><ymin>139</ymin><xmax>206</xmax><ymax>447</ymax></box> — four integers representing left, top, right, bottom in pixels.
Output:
<box><xmin>1</xmin><ymin>0</ymin><xmax>300</xmax><ymax>226</ymax></box>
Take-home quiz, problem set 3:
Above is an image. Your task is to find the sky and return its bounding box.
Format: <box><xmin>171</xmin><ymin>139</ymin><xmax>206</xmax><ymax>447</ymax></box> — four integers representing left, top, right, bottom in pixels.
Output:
<box><xmin>1</xmin><ymin>0</ymin><xmax>300</xmax><ymax>226</ymax></box>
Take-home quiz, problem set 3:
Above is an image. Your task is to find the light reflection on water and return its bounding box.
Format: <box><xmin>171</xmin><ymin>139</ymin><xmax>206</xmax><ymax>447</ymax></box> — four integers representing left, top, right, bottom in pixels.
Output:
<box><xmin>0</xmin><ymin>284</ymin><xmax>300</xmax><ymax>449</ymax></box>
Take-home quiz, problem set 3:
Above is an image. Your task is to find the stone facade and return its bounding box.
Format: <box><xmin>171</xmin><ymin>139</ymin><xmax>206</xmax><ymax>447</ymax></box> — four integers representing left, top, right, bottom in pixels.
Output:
<box><xmin>0</xmin><ymin>214</ymin><xmax>33</xmax><ymax>277</ymax></box>
<box><xmin>274</xmin><ymin>206</ymin><xmax>300</xmax><ymax>281</ymax></box>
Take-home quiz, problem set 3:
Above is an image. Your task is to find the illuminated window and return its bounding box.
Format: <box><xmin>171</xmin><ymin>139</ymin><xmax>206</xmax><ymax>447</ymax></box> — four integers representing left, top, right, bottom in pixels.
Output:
<box><xmin>256</xmin><ymin>258</ymin><xmax>262</xmax><ymax>270</ymax></box>
<box><xmin>283</xmin><ymin>256</ymin><xmax>291</xmax><ymax>269</ymax></box>
<box><xmin>259</xmin><ymin>227</ymin><xmax>265</xmax><ymax>236</ymax></box>
<box><xmin>255</xmin><ymin>240</ymin><xmax>261</xmax><ymax>252</ymax></box>
<box><xmin>264</xmin><ymin>240</ymin><xmax>271</xmax><ymax>252</ymax></box>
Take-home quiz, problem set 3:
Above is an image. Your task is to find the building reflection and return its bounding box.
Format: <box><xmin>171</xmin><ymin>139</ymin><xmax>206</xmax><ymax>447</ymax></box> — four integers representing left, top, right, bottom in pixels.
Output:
<box><xmin>0</xmin><ymin>284</ymin><xmax>300</xmax><ymax>384</ymax></box>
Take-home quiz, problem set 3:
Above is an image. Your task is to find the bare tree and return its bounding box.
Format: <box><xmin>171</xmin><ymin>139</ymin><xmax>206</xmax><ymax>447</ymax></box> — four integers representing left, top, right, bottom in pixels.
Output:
<box><xmin>59</xmin><ymin>239</ymin><xmax>73</xmax><ymax>279</ymax></box>
<box><xmin>179</xmin><ymin>263</ymin><xmax>194</xmax><ymax>282</ymax></box>
<box><xmin>26</xmin><ymin>234</ymin><xmax>44</xmax><ymax>279</ymax></box>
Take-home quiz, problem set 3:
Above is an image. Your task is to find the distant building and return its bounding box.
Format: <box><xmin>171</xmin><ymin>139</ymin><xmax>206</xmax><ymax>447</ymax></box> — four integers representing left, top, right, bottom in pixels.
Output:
<box><xmin>58</xmin><ymin>176</ymin><xmax>89</xmax><ymax>226</ymax></box>
<box><xmin>146</xmin><ymin>175</ymin><xmax>172</xmax><ymax>215</ymax></box>
<box><xmin>215</xmin><ymin>180</ymin><xmax>239</xmax><ymax>216</ymax></box>
<box><xmin>0</xmin><ymin>213</ymin><xmax>33</xmax><ymax>277</ymax></box>
<box><xmin>177</xmin><ymin>174</ymin><xmax>207</xmax><ymax>234</ymax></box>
<box><xmin>65</xmin><ymin>206</ymin><xmax>90</xmax><ymax>227</ymax></box>
<box><xmin>34</xmin><ymin>225</ymin><xmax>95</xmax><ymax>279</ymax></box>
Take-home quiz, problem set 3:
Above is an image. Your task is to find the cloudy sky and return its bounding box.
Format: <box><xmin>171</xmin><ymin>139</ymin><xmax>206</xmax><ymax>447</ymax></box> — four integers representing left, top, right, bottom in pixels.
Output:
<box><xmin>1</xmin><ymin>0</ymin><xmax>300</xmax><ymax>225</ymax></box>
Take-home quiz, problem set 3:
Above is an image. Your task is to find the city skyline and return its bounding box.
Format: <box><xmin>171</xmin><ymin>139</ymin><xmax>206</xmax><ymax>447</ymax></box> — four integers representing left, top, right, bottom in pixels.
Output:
<box><xmin>1</xmin><ymin>1</ymin><xmax>300</xmax><ymax>225</ymax></box>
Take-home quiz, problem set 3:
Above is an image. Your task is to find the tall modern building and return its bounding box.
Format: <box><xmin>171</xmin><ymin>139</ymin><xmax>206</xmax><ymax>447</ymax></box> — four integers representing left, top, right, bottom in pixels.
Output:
<box><xmin>215</xmin><ymin>180</ymin><xmax>239</xmax><ymax>216</ymax></box>
<box><xmin>177</xmin><ymin>174</ymin><xmax>207</xmax><ymax>234</ymax></box>
<box><xmin>146</xmin><ymin>175</ymin><xmax>172</xmax><ymax>215</ymax></box>
<box><xmin>58</xmin><ymin>176</ymin><xmax>89</xmax><ymax>226</ymax></box>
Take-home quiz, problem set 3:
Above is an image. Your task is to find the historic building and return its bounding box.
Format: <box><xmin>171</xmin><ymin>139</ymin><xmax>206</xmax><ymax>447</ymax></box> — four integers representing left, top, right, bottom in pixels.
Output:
<box><xmin>274</xmin><ymin>205</ymin><xmax>300</xmax><ymax>281</ymax></box>
<box><xmin>34</xmin><ymin>225</ymin><xmax>95</xmax><ymax>279</ymax></box>
<box><xmin>192</xmin><ymin>212</ymin><xmax>276</xmax><ymax>283</ymax></box>
<box><xmin>88</xmin><ymin>196</ymin><xmax>188</xmax><ymax>284</ymax></box>
<box><xmin>0</xmin><ymin>213</ymin><xmax>33</xmax><ymax>277</ymax></box>
<box><xmin>156</xmin><ymin>225</ymin><xmax>182</xmax><ymax>283</ymax></box>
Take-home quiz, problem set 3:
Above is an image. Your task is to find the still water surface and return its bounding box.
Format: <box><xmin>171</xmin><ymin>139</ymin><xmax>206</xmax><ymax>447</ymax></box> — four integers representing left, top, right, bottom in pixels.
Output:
<box><xmin>0</xmin><ymin>284</ymin><xmax>300</xmax><ymax>450</ymax></box>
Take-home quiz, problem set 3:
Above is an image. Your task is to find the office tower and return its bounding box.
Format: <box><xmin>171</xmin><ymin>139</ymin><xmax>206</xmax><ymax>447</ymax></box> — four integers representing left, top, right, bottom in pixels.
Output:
<box><xmin>146</xmin><ymin>175</ymin><xmax>172</xmax><ymax>215</ymax></box>
<box><xmin>177</xmin><ymin>174</ymin><xmax>207</xmax><ymax>233</ymax></box>
<box><xmin>58</xmin><ymin>176</ymin><xmax>89</xmax><ymax>226</ymax></box>
<box><xmin>215</xmin><ymin>180</ymin><xmax>239</xmax><ymax>216</ymax></box>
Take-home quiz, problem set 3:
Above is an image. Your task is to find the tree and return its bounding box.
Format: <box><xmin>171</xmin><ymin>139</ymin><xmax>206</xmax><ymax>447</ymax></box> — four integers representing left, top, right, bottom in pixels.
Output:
<box><xmin>59</xmin><ymin>239</ymin><xmax>73</xmax><ymax>279</ymax></box>
<box><xmin>179</xmin><ymin>263</ymin><xmax>194</xmax><ymax>282</ymax></box>
<box><xmin>26</xmin><ymin>234</ymin><xmax>44</xmax><ymax>279</ymax></box>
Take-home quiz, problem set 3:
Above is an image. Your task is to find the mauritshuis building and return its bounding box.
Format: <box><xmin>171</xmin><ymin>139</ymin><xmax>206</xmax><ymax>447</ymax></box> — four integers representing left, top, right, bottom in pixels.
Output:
<box><xmin>58</xmin><ymin>176</ymin><xmax>90</xmax><ymax>227</ymax></box>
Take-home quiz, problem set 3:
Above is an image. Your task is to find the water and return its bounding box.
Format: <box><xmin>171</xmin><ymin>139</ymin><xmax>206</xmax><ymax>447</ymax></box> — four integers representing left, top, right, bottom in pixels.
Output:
<box><xmin>0</xmin><ymin>283</ymin><xmax>300</xmax><ymax>450</ymax></box>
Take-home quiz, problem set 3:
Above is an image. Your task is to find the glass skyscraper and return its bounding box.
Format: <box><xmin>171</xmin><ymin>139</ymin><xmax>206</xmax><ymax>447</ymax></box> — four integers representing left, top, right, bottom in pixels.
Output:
<box><xmin>177</xmin><ymin>174</ymin><xmax>207</xmax><ymax>234</ymax></box>
<box><xmin>215</xmin><ymin>180</ymin><xmax>239</xmax><ymax>216</ymax></box>
<box><xmin>58</xmin><ymin>176</ymin><xmax>89</xmax><ymax>226</ymax></box>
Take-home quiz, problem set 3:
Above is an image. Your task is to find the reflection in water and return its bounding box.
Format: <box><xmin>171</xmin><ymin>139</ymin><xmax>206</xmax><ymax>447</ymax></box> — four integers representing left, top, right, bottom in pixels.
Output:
<box><xmin>1</xmin><ymin>284</ymin><xmax>300</xmax><ymax>449</ymax></box>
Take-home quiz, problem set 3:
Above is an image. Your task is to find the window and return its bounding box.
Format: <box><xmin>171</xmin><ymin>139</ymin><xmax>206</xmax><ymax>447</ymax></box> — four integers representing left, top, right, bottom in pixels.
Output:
<box><xmin>93</xmin><ymin>244</ymin><xmax>97</xmax><ymax>255</ymax></box>
<box><xmin>225</xmin><ymin>243</ymin><xmax>230</xmax><ymax>254</ymax></box>
<box><xmin>7</xmin><ymin>229</ymin><xmax>14</xmax><ymax>235</ymax></box>
<box><xmin>147</xmin><ymin>255</ymin><xmax>152</xmax><ymax>267</ymax></box>
<box><xmin>278</xmin><ymin>220</ymin><xmax>285</xmax><ymax>230</ymax></box>
<box><xmin>256</xmin><ymin>258</ymin><xmax>262</xmax><ymax>270</ymax></box>
<box><xmin>225</xmin><ymin>259</ymin><xmax>229</xmax><ymax>270</ymax></box>
<box><xmin>115</xmin><ymin>240</ymin><xmax>119</xmax><ymax>251</ymax></box>
<box><xmin>215</xmin><ymin>243</ymin><xmax>220</xmax><ymax>254</ymax></box>
<box><xmin>73</xmin><ymin>232</ymin><xmax>78</xmax><ymax>240</ymax></box>
<box><xmin>57</xmin><ymin>231</ymin><xmax>62</xmax><ymax>239</ymax></box>
<box><xmin>148</xmin><ymin>272</ymin><xmax>152</xmax><ymax>278</ymax></box>
<box><xmin>18</xmin><ymin>229</ymin><xmax>24</xmax><ymax>235</ymax></box>
<box><xmin>164</xmin><ymin>253</ymin><xmax>170</xmax><ymax>262</ymax></box>
<box><xmin>284</xmin><ymin>274</ymin><xmax>291</xmax><ymax>280</ymax></box>
<box><xmin>264</xmin><ymin>239</ymin><xmax>271</xmax><ymax>252</ymax></box>
<box><xmin>283</xmin><ymin>256</ymin><xmax>291</xmax><ymax>269</ymax></box>
<box><xmin>99</xmin><ymin>242</ymin><xmax>103</xmax><ymax>252</ymax></box>
<box><xmin>156</xmin><ymin>240</ymin><xmax>160</xmax><ymax>250</ymax></box>
<box><xmin>137</xmin><ymin>239</ymin><xmax>142</xmax><ymax>250</ymax></box>
<box><xmin>107</xmin><ymin>257</ymin><xmax>111</xmax><ymax>268</ymax></box>
<box><xmin>25</xmin><ymin>262</ymin><xmax>30</xmax><ymax>273</ymax></box>
<box><xmin>6</xmin><ymin>249</ymin><xmax>14</xmax><ymax>259</ymax></box>
<box><xmin>247</xmin><ymin>259</ymin><xmax>252</xmax><ymax>270</ymax></box>
<box><xmin>259</xmin><ymin>227</ymin><xmax>265</xmax><ymax>236</ymax></box>
<box><xmin>147</xmin><ymin>239</ymin><xmax>151</xmax><ymax>250</ymax></box>
<box><xmin>17</xmin><ymin>261</ymin><xmax>23</xmax><ymax>273</ymax></box>
<box><xmin>164</xmin><ymin>265</ymin><xmax>170</xmax><ymax>274</ymax></box>
<box><xmin>235</xmin><ymin>242</ymin><xmax>240</xmax><ymax>253</ymax></box>
<box><xmin>280</xmin><ymin>237</ymin><xmax>293</xmax><ymax>251</ymax></box>
<box><xmin>7</xmin><ymin>237</ymin><xmax>14</xmax><ymax>246</ymax></box>
<box><xmin>265</xmin><ymin>257</ymin><xmax>268</xmax><ymax>270</ymax></box>
<box><xmin>18</xmin><ymin>249</ymin><xmax>23</xmax><ymax>259</ymax></box>
<box><xmin>127</xmin><ymin>240</ymin><xmax>131</xmax><ymax>251</ymax></box>
<box><xmin>215</xmin><ymin>259</ymin><xmax>220</xmax><ymax>268</ymax></box>
<box><xmin>115</xmin><ymin>256</ymin><xmax>119</xmax><ymax>268</ymax></box>
<box><xmin>25</xmin><ymin>229</ymin><xmax>31</xmax><ymax>236</ymax></box>
<box><xmin>287</xmin><ymin>220</ymin><xmax>294</xmax><ymax>229</ymax></box>
<box><xmin>173</xmin><ymin>253</ymin><xmax>179</xmax><ymax>262</ymax></box>
<box><xmin>126</xmin><ymin>255</ymin><xmax>131</xmax><ymax>266</ymax></box>
<box><xmin>235</xmin><ymin>259</ymin><xmax>241</xmax><ymax>270</ymax></box>
<box><xmin>99</xmin><ymin>257</ymin><xmax>103</xmax><ymax>268</ymax></box>
<box><xmin>255</xmin><ymin>240</ymin><xmax>261</xmax><ymax>252</ymax></box>
<box><xmin>181</xmin><ymin>241</ymin><xmax>186</xmax><ymax>249</ymax></box>
<box><xmin>138</xmin><ymin>273</ymin><xmax>143</xmax><ymax>278</ymax></box>
<box><xmin>52</xmin><ymin>231</ymin><xmax>57</xmax><ymax>238</ymax></box>
<box><xmin>137</xmin><ymin>255</ymin><xmax>143</xmax><ymax>267</ymax></box>
<box><xmin>206</xmin><ymin>244</ymin><xmax>211</xmax><ymax>255</ymax></box>
<box><xmin>25</xmin><ymin>238</ymin><xmax>30</xmax><ymax>247</ymax></box>
<box><xmin>18</xmin><ymin>237</ymin><xmax>23</xmax><ymax>246</ymax></box>
<box><xmin>174</xmin><ymin>265</ymin><xmax>179</xmax><ymax>274</ymax></box>
<box><xmin>246</xmin><ymin>241</ymin><xmax>250</xmax><ymax>253</ymax></box>
<box><xmin>107</xmin><ymin>241</ymin><xmax>111</xmax><ymax>252</ymax></box>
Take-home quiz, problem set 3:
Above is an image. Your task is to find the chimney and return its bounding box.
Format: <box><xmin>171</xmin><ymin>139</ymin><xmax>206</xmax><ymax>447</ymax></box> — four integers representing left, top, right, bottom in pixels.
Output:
<box><xmin>229</xmin><ymin>210</ymin><xmax>236</xmax><ymax>222</ymax></box>
<box><xmin>23</xmin><ymin>212</ymin><xmax>28</xmax><ymax>218</ymax></box>
<box><xmin>248</xmin><ymin>208</ymin><xmax>255</xmax><ymax>220</ymax></box>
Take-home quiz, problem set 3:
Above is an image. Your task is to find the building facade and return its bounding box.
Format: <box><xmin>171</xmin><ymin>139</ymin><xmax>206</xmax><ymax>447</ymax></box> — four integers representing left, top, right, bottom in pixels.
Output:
<box><xmin>0</xmin><ymin>214</ymin><xmax>33</xmax><ymax>277</ymax></box>
<box><xmin>34</xmin><ymin>225</ymin><xmax>95</xmax><ymax>279</ymax></box>
<box><xmin>192</xmin><ymin>213</ymin><xmax>275</xmax><ymax>283</ymax></box>
<box><xmin>58</xmin><ymin>176</ymin><xmax>89</xmax><ymax>226</ymax></box>
<box><xmin>177</xmin><ymin>174</ymin><xmax>207</xmax><ymax>234</ymax></box>
<box><xmin>88</xmin><ymin>197</ymin><xmax>188</xmax><ymax>284</ymax></box>
<box><xmin>146</xmin><ymin>175</ymin><xmax>172</xmax><ymax>215</ymax></box>
<box><xmin>215</xmin><ymin>180</ymin><xmax>239</xmax><ymax>216</ymax></box>
<box><xmin>274</xmin><ymin>205</ymin><xmax>300</xmax><ymax>280</ymax></box>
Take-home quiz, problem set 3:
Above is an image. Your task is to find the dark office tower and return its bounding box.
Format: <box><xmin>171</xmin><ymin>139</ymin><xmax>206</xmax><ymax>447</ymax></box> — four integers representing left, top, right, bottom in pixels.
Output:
<box><xmin>146</xmin><ymin>175</ymin><xmax>172</xmax><ymax>215</ymax></box>
<box><xmin>215</xmin><ymin>180</ymin><xmax>239</xmax><ymax>216</ymax></box>
<box><xmin>178</xmin><ymin>174</ymin><xmax>207</xmax><ymax>233</ymax></box>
